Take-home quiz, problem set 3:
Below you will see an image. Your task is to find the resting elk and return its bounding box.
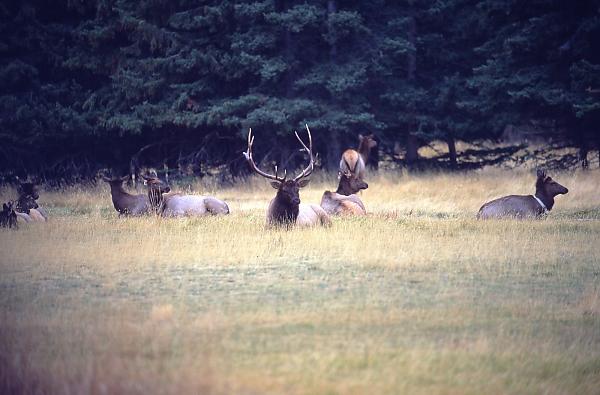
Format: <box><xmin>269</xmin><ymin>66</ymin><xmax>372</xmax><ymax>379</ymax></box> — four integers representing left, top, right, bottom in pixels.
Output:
<box><xmin>15</xmin><ymin>180</ymin><xmax>47</xmax><ymax>222</ymax></box>
<box><xmin>477</xmin><ymin>170</ymin><xmax>569</xmax><ymax>219</ymax></box>
<box><xmin>320</xmin><ymin>169</ymin><xmax>368</xmax><ymax>216</ymax></box>
<box><xmin>339</xmin><ymin>133</ymin><xmax>377</xmax><ymax>180</ymax></box>
<box><xmin>102</xmin><ymin>175</ymin><xmax>150</xmax><ymax>216</ymax></box>
<box><xmin>143</xmin><ymin>176</ymin><xmax>230</xmax><ymax>217</ymax></box>
<box><xmin>0</xmin><ymin>201</ymin><xmax>18</xmax><ymax>229</ymax></box>
<box><xmin>243</xmin><ymin>125</ymin><xmax>331</xmax><ymax>228</ymax></box>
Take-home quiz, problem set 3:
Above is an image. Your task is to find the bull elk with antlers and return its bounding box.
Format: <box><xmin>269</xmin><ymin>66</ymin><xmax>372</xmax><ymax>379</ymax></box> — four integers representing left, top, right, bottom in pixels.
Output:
<box><xmin>244</xmin><ymin>125</ymin><xmax>331</xmax><ymax>228</ymax></box>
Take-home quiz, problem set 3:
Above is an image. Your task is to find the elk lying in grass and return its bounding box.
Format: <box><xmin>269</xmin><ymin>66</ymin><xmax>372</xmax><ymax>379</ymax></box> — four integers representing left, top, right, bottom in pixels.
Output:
<box><xmin>143</xmin><ymin>176</ymin><xmax>230</xmax><ymax>217</ymax></box>
<box><xmin>339</xmin><ymin>133</ymin><xmax>377</xmax><ymax>180</ymax></box>
<box><xmin>244</xmin><ymin>125</ymin><xmax>331</xmax><ymax>228</ymax></box>
<box><xmin>15</xmin><ymin>181</ymin><xmax>47</xmax><ymax>222</ymax></box>
<box><xmin>320</xmin><ymin>170</ymin><xmax>368</xmax><ymax>216</ymax></box>
<box><xmin>477</xmin><ymin>170</ymin><xmax>569</xmax><ymax>219</ymax></box>
<box><xmin>102</xmin><ymin>175</ymin><xmax>150</xmax><ymax>216</ymax></box>
<box><xmin>0</xmin><ymin>202</ymin><xmax>18</xmax><ymax>229</ymax></box>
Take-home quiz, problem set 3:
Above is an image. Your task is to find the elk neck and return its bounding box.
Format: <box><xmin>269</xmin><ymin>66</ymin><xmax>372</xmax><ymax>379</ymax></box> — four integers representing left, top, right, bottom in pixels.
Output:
<box><xmin>357</xmin><ymin>139</ymin><xmax>371</xmax><ymax>163</ymax></box>
<box><xmin>16</xmin><ymin>195</ymin><xmax>34</xmax><ymax>213</ymax></box>
<box><xmin>534</xmin><ymin>186</ymin><xmax>554</xmax><ymax>211</ymax></box>
<box><xmin>336</xmin><ymin>177</ymin><xmax>354</xmax><ymax>196</ymax></box>
<box><xmin>271</xmin><ymin>190</ymin><xmax>300</xmax><ymax>224</ymax></box>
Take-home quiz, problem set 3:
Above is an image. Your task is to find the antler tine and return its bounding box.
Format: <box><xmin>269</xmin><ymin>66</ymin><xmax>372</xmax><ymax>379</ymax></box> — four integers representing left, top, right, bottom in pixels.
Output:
<box><xmin>243</xmin><ymin>128</ymin><xmax>283</xmax><ymax>182</ymax></box>
<box><xmin>274</xmin><ymin>165</ymin><xmax>287</xmax><ymax>180</ymax></box>
<box><xmin>293</xmin><ymin>124</ymin><xmax>314</xmax><ymax>181</ymax></box>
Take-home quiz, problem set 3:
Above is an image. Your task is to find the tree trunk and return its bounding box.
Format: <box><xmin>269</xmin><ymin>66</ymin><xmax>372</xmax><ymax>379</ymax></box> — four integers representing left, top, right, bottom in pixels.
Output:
<box><xmin>405</xmin><ymin>13</ymin><xmax>419</xmax><ymax>166</ymax></box>
<box><xmin>327</xmin><ymin>130</ymin><xmax>341</xmax><ymax>172</ymax></box>
<box><xmin>447</xmin><ymin>136</ymin><xmax>457</xmax><ymax>169</ymax></box>
<box><xmin>325</xmin><ymin>0</ymin><xmax>339</xmax><ymax>172</ymax></box>
<box><xmin>406</xmin><ymin>134</ymin><xmax>419</xmax><ymax>164</ymax></box>
<box><xmin>579</xmin><ymin>145</ymin><xmax>589</xmax><ymax>169</ymax></box>
<box><xmin>369</xmin><ymin>145</ymin><xmax>379</xmax><ymax>170</ymax></box>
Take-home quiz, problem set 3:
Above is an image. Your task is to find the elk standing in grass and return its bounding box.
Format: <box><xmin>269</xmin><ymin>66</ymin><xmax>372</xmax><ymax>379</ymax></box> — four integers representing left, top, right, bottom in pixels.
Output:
<box><xmin>102</xmin><ymin>175</ymin><xmax>150</xmax><ymax>216</ymax></box>
<box><xmin>244</xmin><ymin>125</ymin><xmax>331</xmax><ymax>228</ymax></box>
<box><xmin>320</xmin><ymin>170</ymin><xmax>368</xmax><ymax>216</ymax></box>
<box><xmin>143</xmin><ymin>176</ymin><xmax>230</xmax><ymax>217</ymax></box>
<box><xmin>477</xmin><ymin>170</ymin><xmax>569</xmax><ymax>219</ymax></box>
<box><xmin>339</xmin><ymin>133</ymin><xmax>377</xmax><ymax>180</ymax></box>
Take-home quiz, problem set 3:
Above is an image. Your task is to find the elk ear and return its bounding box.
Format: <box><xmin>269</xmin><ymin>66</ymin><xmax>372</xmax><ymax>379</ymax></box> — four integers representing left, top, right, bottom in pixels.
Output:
<box><xmin>358</xmin><ymin>134</ymin><xmax>364</xmax><ymax>141</ymax></box>
<box><xmin>536</xmin><ymin>169</ymin><xmax>546</xmax><ymax>179</ymax></box>
<box><xmin>297</xmin><ymin>178</ymin><xmax>311</xmax><ymax>188</ymax></box>
<box><xmin>270</xmin><ymin>181</ymin><xmax>281</xmax><ymax>189</ymax></box>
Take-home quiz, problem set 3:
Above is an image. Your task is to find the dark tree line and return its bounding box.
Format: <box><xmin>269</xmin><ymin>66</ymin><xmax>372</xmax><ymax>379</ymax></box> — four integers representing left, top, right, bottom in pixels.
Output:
<box><xmin>1</xmin><ymin>0</ymin><xmax>599</xmax><ymax>183</ymax></box>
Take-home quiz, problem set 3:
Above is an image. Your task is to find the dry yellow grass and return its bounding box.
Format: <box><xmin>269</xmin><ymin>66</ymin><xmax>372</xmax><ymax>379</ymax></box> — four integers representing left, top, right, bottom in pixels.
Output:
<box><xmin>1</xmin><ymin>169</ymin><xmax>599</xmax><ymax>394</ymax></box>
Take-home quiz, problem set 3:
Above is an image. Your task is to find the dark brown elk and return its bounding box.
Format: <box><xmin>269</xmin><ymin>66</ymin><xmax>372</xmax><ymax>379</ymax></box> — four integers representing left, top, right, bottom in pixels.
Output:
<box><xmin>0</xmin><ymin>202</ymin><xmax>18</xmax><ymax>229</ymax></box>
<box><xmin>320</xmin><ymin>170</ymin><xmax>368</xmax><ymax>216</ymax></box>
<box><xmin>101</xmin><ymin>175</ymin><xmax>150</xmax><ymax>216</ymax></box>
<box><xmin>143</xmin><ymin>176</ymin><xmax>230</xmax><ymax>216</ymax></box>
<box><xmin>477</xmin><ymin>170</ymin><xmax>569</xmax><ymax>219</ymax></box>
<box><xmin>15</xmin><ymin>181</ymin><xmax>47</xmax><ymax>222</ymax></box>
<box><xmin>339</xmin><ymin>133</ymin><xmax>377</xmax><ymax>180</ymax></box>
<box><xmin>243</xmin><ymin>125</ymin><xmax>331</xmax><ymax>228</ymax></box>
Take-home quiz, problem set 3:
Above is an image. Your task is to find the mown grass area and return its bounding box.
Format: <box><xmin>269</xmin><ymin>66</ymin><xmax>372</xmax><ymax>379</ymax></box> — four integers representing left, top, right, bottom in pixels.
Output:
<box><xmin>1</xmin><ymin>169</ymin><xmax>599</xmax><ymax>394</ymax></box>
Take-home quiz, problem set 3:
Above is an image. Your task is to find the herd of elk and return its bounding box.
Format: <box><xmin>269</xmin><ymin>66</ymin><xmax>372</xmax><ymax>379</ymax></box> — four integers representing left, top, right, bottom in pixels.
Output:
<box><xmin>477</xmin><ymin>169</ymin><xmax>569</xmax><ymax>219</ymax></box>
<box><xmin>243</xmin><ymin>125</ymin><xmax>331</xmax><ymax>227</ymax></box>
<box><xmin>1</xmin><ymin>128</ymin><xmax>575</xmax><ymax>231</ymax></box>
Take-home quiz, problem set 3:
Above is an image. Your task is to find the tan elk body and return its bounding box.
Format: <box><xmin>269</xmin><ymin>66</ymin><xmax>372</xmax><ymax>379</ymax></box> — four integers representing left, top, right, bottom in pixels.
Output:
<box><xmin>144</xmin><ymin>177</ymin><xmax>229</xmax><ymax>217</ymax></box>
<box><xmin>477</xmin><ymin>170</ymin><xmax>568</xmax><ymax>219</ymax></box>
<box><xmin>244</xmin><ymin>125</ymin><xmax>331</xmax><ymax>228</ymax></box>
<box><xmin>339</xmin><ymin>133</ymin><xmax>377</xmax><ymax>180</ymax></box>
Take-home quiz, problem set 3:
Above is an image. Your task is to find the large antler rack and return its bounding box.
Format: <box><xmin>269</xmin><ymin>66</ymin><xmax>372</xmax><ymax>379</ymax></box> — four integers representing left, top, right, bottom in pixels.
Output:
<box><xmin>292</xmin><ymin>124</ymin><xmax>314</xmax><ymax>182</ymax></box>
<box><xmin>243</xmin><ymin>128</ymin><xmax>286</xmax><ymax>182</ymax></box>
<box><xmin>243</xmin><ymin>124</ymin><xmax>314</xmax><ymax>183</ymax></box>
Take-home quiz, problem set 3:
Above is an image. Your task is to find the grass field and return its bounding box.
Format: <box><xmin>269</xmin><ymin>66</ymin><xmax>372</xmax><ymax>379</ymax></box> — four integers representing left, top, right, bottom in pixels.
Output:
<box><xmin>1</xmin><ymin>169</ymin><xmax>599</xmax><ymax>394</ymax></box>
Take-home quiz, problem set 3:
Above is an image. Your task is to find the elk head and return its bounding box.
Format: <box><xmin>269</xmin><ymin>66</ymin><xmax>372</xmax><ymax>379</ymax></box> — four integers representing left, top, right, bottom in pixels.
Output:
<box><xmin>16</xmin><ymin>180</ymin><xmax>40</xmax><ymax>201</ymax></box>
<box><xmin>101</xmin><ymin>174</ymin><xmax>130</xmax><ymax>189</ymax></box>
<box><xmin>536</xmin><ymin>170</ymin><xmax>568</xmax><ymax>197</ymax></box>
<box><xmin>243</xmin><ymin>125</ymin><xmax>314</xmax><ymax>225</ymax></box>
<box><xmin>16</xmin><ymin>194</ymin><xmax>39</xmax><ymax>214</ymax></box>
<box><xmin>0</xmin><ymin>202</ymin><xmax>18</xmax><ymax>229</ymax></box>
<box><xmin>337</xmin><ymin>169</ymin><xmax>368</xmax><ymax>196</ymax></box>
<box><xmin>358</xmin><ymin>133</ymin><xmax>377</xmax><ymax>150</ymax></box>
